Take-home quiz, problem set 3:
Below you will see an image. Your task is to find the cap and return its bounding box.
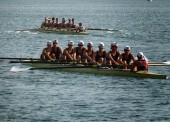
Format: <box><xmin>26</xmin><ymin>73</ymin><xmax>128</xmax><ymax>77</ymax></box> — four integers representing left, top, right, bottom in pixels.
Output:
<box><xmin>111</xmin><ymin>42</ymin><xmax>118</xmax><ymax>47</ymax></box>
<box><xmin>98</xmin><ymin>42</ymin><xmax>104</xmax><ymax>48</ymax></box>
<box><xmin>62</xmin><ymin>17</ymin><xmax>65</xmax><ymax>20</ymax></box>
<box><xmin>87</xmin><ymin>42</ymin><xmax>93</xmax><ymax>46</ymax></box>
<box><xmin>53</xmin><ymin>40</ymin><xmax>58</xmax><ymax>44</ymax></box>
<box><xmin>47</xmin><ymin>41</ymin><xmax>52</xmax><ymax>46</ymax></box>
<box><xmin>137</xmin><ymin>52</ymin><xmax>144</xmax><ymax>58</ymax></box>
<box><xmin>68</xmin><ymin>18</ymin><xmax>71</xmax><ymax>20</ymax></box>
<box><xmin>68</xmin><ymin>40</ymin><xmax>74</xmax><ymax>46</ymax></box>
<box><xmin>78</xmin><ymin>40</ymin><xmax>84</xmax><ymax>46</ymax></box>
<box><xmin>124</xmin><ymin>46</ymin><xmax>130</xmax><ymax>50</ymax></box>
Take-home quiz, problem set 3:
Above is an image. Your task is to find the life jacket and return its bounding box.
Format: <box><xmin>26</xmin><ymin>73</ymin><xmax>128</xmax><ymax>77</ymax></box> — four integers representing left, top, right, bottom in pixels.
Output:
<box><xmin>95</xmin><ymin>51</ymin><xmax>106</xmax><ymax>62</ymax></box>
<box><xmin>50</xmin><ymin>47</ymin><xmax>61</xmax><ymax>59</ymax></box>
<box><xmin>122</xmin><ymin>53</ymin><xmax>133</xmax><ymax>65</ymax></box>
<box><xmin>136</xmin><ymin>60</ymin><xmax>148</xmax><ymax>71</ymax></box>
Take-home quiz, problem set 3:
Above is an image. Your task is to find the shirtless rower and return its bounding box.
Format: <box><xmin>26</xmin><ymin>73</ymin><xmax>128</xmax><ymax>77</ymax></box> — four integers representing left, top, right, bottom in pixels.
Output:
<box><xmin>40</xmin><ymin>41</ymin><xmax>52</xmax><ymax>60</ymax></box>
<box><xmin>119</xmin><ymin>46</ymin><xmax>136</xmax><ymax>68</ymax></box>
<box><xmin>61</xmin><ymin>41</ymin><xmax>75</xmax><ymax>62</ymax></box>
<box><xmin>131</xmin><ymin>52</ymin><xmax>148</xmax><ymax>71</ymax></box>
<box><xmin>106</xmin><ymin>42</ymin><xmax>121</xmax><ymax>66</ymax></box>
<box><xmin>50</xmin><ymin>40</ymin><xmax>62</xmax><ymax>61</ymax></box>
<box><xmin>95</xmin><ymin>42</ymin><xmax>107</xmax><ymax>64</ymax></box>
<box><xmin>83</xmin><ymin>42</ymin><xmax>96</xmax><ymax>63</ymax></box>
<box><xmin>73</xmin><ymin>40</ymin><xmax>86</xmax><ymax>63</ymax></box>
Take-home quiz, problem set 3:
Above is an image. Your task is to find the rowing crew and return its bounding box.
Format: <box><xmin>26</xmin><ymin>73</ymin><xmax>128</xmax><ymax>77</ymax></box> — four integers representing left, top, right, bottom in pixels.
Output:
<box><xmin>41</xmin><ymin>17</ymin><xmax>86</xmax><ymax>32</ymax></box>
<box><xmin>40</xmin><ymin>40</ymin><xmax>148</xmax><ymax>71</ymax></box>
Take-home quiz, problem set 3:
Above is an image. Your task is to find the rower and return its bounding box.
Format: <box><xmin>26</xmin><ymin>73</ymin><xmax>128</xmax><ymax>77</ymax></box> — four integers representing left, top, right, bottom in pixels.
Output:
<box><xmin>73</xmin><ymin>40</ymin><xmax>86</xmax><ymax>63</ymax></box>
<box><xmin>95</xmin><ymin>42</ymin><xmax>107</xmax><ymax>64</ymax></box>
<box><xmin>66</xmin><ymin>18</ymin><xmax>72</xmax><ymax>29</ymax></box>
<box><xmin>83</xmin><ymin>42</ymin><xmax>96</xmax><ymax>63</ymax></box>
<box><xmin>47</xmin><ymin>19</ymin><xmax>52</xmax><ymax>28</ymax></box>
<box><xmin>106</xmin><ymin>42</ymin><xmax>120</xmax><ymax>66</ymax></box>
<box><xmin>40</xmin><ymin>41</ymin><xmax>52</xmax><ymax>60</ymax></box>
<box><xmin>77</xmin><ymin>22</ymin><xmax>85</xmax><ymax>32</ymax></box>
<box><xmin>119</xmin><ymin>46</ymin><xmax>136</xmax><ymax>68</ymax></box>
<box><xmin>41</xmin><ymin>17</ymin><xmax>48</xmax><ymax>28</ymax></box>
<box><xmin>71</xmin><ymin>18</ymin><xmax>76</xmax><ymax>28</ymax></box>
<box><xmin>61</xmin><ymin>41</ymin><xmax>75</xmax><ymax>62</ymax></box>
<box><xmin>131</xmin><ymin>52</ymin><xmax>148</xmax><ymax>71</ymax></box>
<box><xmin>51</xmin><ymin>17</ymin><xmax>55</xmax><ymax>28</ymax></box>
<box><xmin>54</xmin><ymin>18</ymin><xmax>60</xmax><ymax>29</ymax></box>
<box><xmin>50</xmin><ymin>40</ymin><xmax>62</xmax><ymax>61</ymax></box>
<box><xmin>60</xmin><ymin>17</ymin><xmax>67</xmax><ymax>29</ymax></box>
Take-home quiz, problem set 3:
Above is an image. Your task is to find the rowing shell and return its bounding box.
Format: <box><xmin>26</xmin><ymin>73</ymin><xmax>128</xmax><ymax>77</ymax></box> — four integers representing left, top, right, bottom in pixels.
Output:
<box><xmin>22</xmin><ymin>62</ymin><xmax>167</xmax><ymax>79</ymax></box>
<box><xmin>32</xmin><ymin>28</ymin><xmax>89</xmax><ymax>35</ymax></box>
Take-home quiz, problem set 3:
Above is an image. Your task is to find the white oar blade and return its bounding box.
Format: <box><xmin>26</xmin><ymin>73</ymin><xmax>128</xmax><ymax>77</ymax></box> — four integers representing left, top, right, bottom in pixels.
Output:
<box><xmin>10</xmin><ymin>67</ymin><xmax>30</xmax><ymax>72</ymax></box>
<box><xmin>163</xmin><ymin>61</ymin><xmax>170</xmax><ymax>64</ymax></box>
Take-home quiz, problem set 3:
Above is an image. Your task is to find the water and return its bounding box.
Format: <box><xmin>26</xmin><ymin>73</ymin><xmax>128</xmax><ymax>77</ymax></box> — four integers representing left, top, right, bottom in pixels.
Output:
<box><xmin>0</xmin><ymin>0</ymin><xmax>170</xmax><ymax>121</ymax></box>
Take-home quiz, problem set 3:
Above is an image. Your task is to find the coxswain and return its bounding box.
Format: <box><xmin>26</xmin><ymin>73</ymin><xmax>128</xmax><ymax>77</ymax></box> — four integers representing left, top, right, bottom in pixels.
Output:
<box><xmin>61</xmin><ymin>41</ymin><xmax>75</xmax><ymax>62</ymax></box>
<box><xmin>73</xmin><ymin>40</ymin><xmax>86</xmax><ymax>63</ymax></box>
<box><xmin>50</xmin><ymin>40</ymin><xmax>62</xmax><ymax>61</ymax></box>
<box><xmin>95</xmin><ymin>42</ymin><xmax>107</xmax><ymax>64</ymax></box>
<box><xmin>77</xmin><ymin>22</ymin><xmax>85</xmax><ymax>32</ymax></box>
<box><xmin>119</xmin><ymin>46</ymin><xmax>136</xmax><ymax>68</ymax></box>
<box><xmin>83</xmin><ymin>42</ymin><xmax>96</xmax><ymax>63</ymax></box>
<box><xmin>131</xmin><ymin>52</ymin><xmax>148</xmax><ymax>71</ymax></box>
<box><xmin>41</xmin><ymin>17</ymin><xmax>48</xmax><ymax>28</ymax></box>
<box><xmin>106</xmin><ymin>42</ymin><xmax>121</xmax><ymax>66</ymax></box>
<box><xmin>40</xmin><ymin>41</ymin><xmax>52</xmax><ymax>60</ymax></box>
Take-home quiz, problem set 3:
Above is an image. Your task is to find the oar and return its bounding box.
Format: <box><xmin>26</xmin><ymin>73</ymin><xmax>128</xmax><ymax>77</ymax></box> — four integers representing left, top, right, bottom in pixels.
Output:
<box><xmin>86</xmin><ymin>27</ymin><xmax>119</xmax><ymax>32</ymax></box>
<box><xmin>149</xmin><ymin>61</ymin><xmax>170</xmax><ymax>66</ymax></box>
<box><xmin>15</xmin><ymin>28</ymin><xmax>38</xmax><ymax>32</ymax></box>
<box><xmin>0</xmin><ymin>57</ymin><xmax>40</xmax><ymax>60</ymax></box>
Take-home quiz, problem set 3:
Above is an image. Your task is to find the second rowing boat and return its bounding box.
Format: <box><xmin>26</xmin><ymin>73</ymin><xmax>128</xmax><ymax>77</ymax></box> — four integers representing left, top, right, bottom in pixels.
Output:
<box><xmin>32</xmin><ymin>28</ymin><xmax>89</xmax><ymax>35</ymax></box>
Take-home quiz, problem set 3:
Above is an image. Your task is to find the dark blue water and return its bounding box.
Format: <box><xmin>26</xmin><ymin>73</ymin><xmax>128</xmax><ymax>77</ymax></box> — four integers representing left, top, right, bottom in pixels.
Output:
<box><xmin>0</xmin><ymin>0</ymin><xmax>170</xmax><ymax>121</ymax></box>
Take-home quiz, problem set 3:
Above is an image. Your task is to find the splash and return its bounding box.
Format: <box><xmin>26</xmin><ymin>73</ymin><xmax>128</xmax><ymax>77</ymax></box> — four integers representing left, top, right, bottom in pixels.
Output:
<box><xmin>10</xmin><ymin>67</ymin><xmax>30</xmax><ymax>72</ymax></box>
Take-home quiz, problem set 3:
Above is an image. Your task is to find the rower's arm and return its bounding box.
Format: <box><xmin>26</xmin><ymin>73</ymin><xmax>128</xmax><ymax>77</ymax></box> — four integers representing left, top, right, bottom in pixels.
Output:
<box><xmin>131</xmin><ymin>61</ymin><xmax>137</xmax><ymax>71</ymax></box>
<box><xmin>73</xmin><ymin>48</ymin><xmax>77</xmax><ymax>60</ymax></box>
<box><xmin>107</xmin><ymin>53</ymin><xmax>119</xmax><ymax>65</ymax></box>
<box><xmin>64</xmin><ymin>49</ymin><xmax>73</xmax><ymax>61</ymax></box>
